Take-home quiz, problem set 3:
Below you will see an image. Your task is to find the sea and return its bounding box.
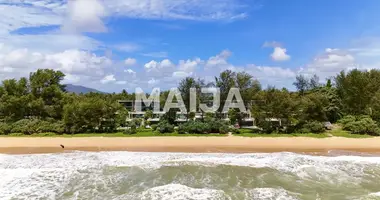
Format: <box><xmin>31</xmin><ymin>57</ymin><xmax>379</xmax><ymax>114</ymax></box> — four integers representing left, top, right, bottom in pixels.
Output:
<box><xmin>1</xmin><ymin>151</ymin><xmax>380</xmax><ymax>200</ymax></box>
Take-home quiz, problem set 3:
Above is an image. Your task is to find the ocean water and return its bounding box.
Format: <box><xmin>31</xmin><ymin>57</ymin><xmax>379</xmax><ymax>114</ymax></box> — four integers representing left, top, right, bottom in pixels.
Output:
<box><xmin>1</xmin><ymin>151</ymin><xmax>380</xmax><ymax>200</ymax></box>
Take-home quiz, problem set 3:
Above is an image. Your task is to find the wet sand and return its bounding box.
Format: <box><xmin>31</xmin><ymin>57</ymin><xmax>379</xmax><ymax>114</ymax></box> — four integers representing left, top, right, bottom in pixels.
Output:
<box><xmin>2</xmin><ymin>136</ymin><xmax>380</xmax><ymax>154</ymax></box>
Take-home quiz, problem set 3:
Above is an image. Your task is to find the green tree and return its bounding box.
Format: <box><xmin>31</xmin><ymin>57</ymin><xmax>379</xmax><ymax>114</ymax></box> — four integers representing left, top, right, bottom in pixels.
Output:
<box><xmin>215</xmin><ymin>70</ymin><xmax>236</xmax><ymax>110</ymax></box>
<box><xmin>178</xmin><ymin>77</ymin><xmax>199</xmax><ymax>112</ymax></box>
<box><xmin>335</xmin><ymin>69</ymin><xmax>371</xmax><ymax>115</ymax></box>
<box><xmin>293</xmin><ymin>75</ymin><xmax>309</xmax><ymax>95</ymax></box>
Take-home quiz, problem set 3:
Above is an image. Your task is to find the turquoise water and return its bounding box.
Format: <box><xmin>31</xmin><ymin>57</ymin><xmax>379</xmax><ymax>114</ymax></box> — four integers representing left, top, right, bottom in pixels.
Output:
<box><xmin>1</xmin><ymin>151</ymin><xmax>380</xmax><ymax>200</ymax></box>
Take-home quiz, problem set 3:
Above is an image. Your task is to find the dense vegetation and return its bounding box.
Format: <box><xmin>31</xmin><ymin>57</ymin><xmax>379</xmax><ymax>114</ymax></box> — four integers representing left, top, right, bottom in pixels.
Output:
<box><xmin>1</xmin><ymin>68</ymin><xmax>380</xmax><ymax>136</ymax></box>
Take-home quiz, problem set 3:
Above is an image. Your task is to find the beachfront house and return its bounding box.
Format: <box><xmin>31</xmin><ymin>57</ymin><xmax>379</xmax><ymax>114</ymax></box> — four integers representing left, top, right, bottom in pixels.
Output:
<box><xmin>118</xmin><ymin>100</ymin><xmax>255</xmax><ymax>127</ymax></box>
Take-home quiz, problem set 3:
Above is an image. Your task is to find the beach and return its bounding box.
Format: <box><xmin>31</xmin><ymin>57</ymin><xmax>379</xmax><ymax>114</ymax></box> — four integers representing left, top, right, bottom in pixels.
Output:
<box><xmin>2</xmin><ymin>136</ymin><xmax>380</xmax><ymax>154</ymax></box>
<box><xmin>3</xmin><ymin>136</ymin><xmax>380</xmax><ymax>199</ymax></box>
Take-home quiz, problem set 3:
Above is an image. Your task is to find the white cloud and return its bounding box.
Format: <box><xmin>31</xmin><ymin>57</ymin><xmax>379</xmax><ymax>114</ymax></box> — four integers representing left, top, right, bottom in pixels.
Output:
<box><xmin>62</xmin><ymin>0</ymin><xmax>107</xmax><ymax>33</ymax></box>
<box><xmin>205</xmin><ymin>50</ymin><xmax>232</xmax><ymax>68</ymax></box>
<box><xmin>247</xmin><ymin>64</ymin><xmax>296</xmax><ymax>80</ymax></box>
<box><xmin>0</xmin><ymin>2</ymin><xmax>63</xmax><ymax>34</ymax></box>
<box><xmin>0</xmin><ymin>34</ymin><xmax>101</xmax><ymax>53</ymax></box>
<box><xmin>63</xmin><ymin>73</ymin><xmax>81</xmax><ymax>84</ymax></box>
<box><xmin>271</xmin><ymin>47</ymin><xmax>290</xmax><ymax>61</ymax></box>
<box><xmin>124</xmin><ymin>68</ymin><xmax>137</xmax><ymax>78</ymax></box>
<box><xmin>0</xmin><ymin>43</ymin><xmax>113</xmax><ymax>84</ymax></box>
<box><xmin>172</xmin><ymin>71</ymin><xmax>191</xmax><ymax>78</ymax></box>
<box><xmin>349</xmin><ymin>48</ymin><xmax>380</xmax><ymax>57</ymax></box>
<box><xmin>144</xmin><ymin>59</ymin><xmax>175</xmax><ymax>72</ymax></box>
<box><xmin>179</xmin><ymin>58</ymin><xmax>201</xmax><ymax>72</ymax></box>
<box><xmin>124</xmin><ymin>58</ymin><xmax>137</xmax><ymax>66</ymax></box>
<box><xmin>124</xmin><ymin>69</ymin><xmax>136</xmax><ymax>74</ymax></box>
<box><xmin>263</xmin><ymin>41</ymin><xmax>290</xmax><ymax>62</ymax></box>
<box><xmin>106</xmin><ymin>0</ymin><xmax>247</xmax><ymax>21</ymax></box>
<box><xmin>148</xmin><ymin>78</ymin><xmax>159</xmax><ymax>85</ymax></box>
<box><xmin>0</xmin><ymin>0</ymin><xmax>247</xmax><ymax>35</ymax></box>
<box><xmin>171</xmin><ymin>58</ymin><xmax>202</xmax><ymax>78</ymax></box>
<box><xmin>299</xmin><ymin>48</ymin><xmax>357</xmax><ymax>79</ymax></box>
<box><xmin>44</xmin><ymin>50</ymin><xmax>112</xmax><ymax>76</ymax></box>
<box><xmin>100</xmin><ymin>74</ymin><xmax>116</xmax><ymax>84</ymax></box>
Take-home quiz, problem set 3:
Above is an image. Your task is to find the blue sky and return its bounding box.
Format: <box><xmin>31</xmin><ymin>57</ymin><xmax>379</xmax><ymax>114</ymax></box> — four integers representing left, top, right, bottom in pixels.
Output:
<box><xmin>1</xmin><ymin>0</ymin><xmax>380</xmax><ymax>92</ymax></box>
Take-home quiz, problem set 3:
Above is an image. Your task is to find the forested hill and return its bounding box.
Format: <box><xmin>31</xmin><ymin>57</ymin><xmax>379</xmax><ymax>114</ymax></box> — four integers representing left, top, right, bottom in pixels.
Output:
<box><xmin>65</xmin><ymin>84</ymin><xmax>105</xmax><ymax>94</ymax></box>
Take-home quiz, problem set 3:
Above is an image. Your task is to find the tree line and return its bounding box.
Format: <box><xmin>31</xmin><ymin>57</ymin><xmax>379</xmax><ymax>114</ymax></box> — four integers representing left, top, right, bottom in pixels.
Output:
<box><xmin>1</xmin><ymin>68</ymin><xmax>380</xmax><ymax>135</ymax></box>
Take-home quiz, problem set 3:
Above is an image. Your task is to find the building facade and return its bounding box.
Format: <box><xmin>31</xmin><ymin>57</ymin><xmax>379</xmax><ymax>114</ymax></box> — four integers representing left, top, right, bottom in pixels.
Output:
<box><xmin>118</xmin><ymin>100</ymin><xmax>255</xmax><ymax>127</ymax></box>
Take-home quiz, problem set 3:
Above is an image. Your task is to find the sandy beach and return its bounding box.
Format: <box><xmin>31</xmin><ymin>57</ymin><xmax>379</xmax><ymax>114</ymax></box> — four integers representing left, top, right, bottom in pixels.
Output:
<box><xmin>1</xmin><ymin>136</ymin><xmax>380</xmax><ymax>154</ymax></box>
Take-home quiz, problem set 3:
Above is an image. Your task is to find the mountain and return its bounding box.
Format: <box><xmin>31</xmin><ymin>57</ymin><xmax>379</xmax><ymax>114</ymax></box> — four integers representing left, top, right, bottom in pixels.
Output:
<box><xmin>64</xmin><ymin>84</ymin><xmax>104</xmax><ymax>94</ymax></box>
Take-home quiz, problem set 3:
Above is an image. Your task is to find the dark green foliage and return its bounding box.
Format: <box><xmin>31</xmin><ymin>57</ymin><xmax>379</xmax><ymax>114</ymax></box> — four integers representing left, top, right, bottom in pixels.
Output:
<box><xmin>157</xmin><ymin>120</ymin><xmax>174</xmax><ymax>133</ymax></box>
<box><xmin>188</xmin><ymin>112</ymin><xmax>196</xmax><ymax>120</ymax></box>
<box><xmin>0</xmin><ymin>122</ymin><xmax>12</xmax><ymax>135</ymax></box>
<box><xmin>177</xmin><ymin>120</ymin><xmax>230</xmax><ymax>134</ymax></box>
<box><xmin>338</xmin><ymin>115</ymin><xmax>356</xmax><ymax>126</ymax></box>
<box><xmin>151</xmin><ymin>124</ymin><xmax>158</xmax><ymax>131</ymax></box>
<box><xmin>131</xmin><ymin>119</ymin><xmax>142</xmax><ymax>127</ymax></box>
<box><xmin>302</xmin><ymin>121</ymin><xmax>325</xmax><ymax>133</ymax></box>
<box><xmin>2</xmin><ymin>68</ymin><xmax>380</xmax><ymax>137</ymax></box>
<box><xmin>37</xmin><ymin>120</ymin><xmax>65</xmax><ymax>134</ymax></box>
<box><xmin>161</xmin><ymin>109</ymin><xmax>177</xmax><ymax>124</ymax></box>
<box><xmin>257</xmin><ymin>120</ymin><xmax>277</xmax><ymax>134</ymax></box>
<box><xmin>340</xmin><ymin>116</ymin><xmax>379</xmax><ymax>135</ymax></box>
<box><xmin>11</xmin><ymin>119</ymin><xmax>41</xmax><ymax>135</ymax></box>
<box><xmin>177</xmin><ymin>121</ymin><xmax>210</xmax><ymax>134</ymax></box>
<box><xmin>9</xmin><ymin>119</ymin><xmax>65</xmax><ymax>135</ymax></box>
<box><xmin>124</xmin><ymin>124</ymin><xmax>137</xmax><ymax>134</ymax></box>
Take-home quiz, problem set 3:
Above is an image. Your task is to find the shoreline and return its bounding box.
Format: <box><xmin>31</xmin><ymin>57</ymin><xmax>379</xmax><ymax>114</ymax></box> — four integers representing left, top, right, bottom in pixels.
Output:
<box><xmin>2</xmin><ymin>136</ymin><xmax>380</xmax><ymax>155</ymax></box>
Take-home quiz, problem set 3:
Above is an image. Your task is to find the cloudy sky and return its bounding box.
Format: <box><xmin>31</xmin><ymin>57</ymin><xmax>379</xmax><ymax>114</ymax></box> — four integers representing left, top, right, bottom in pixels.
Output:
<box><xmin>0</xmin><ymin>0</ymin><xmax>379</xmax><ymax>92</ymax></box>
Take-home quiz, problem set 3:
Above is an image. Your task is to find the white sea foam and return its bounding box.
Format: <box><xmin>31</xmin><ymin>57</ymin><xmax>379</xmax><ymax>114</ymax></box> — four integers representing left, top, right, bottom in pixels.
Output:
<box><xmin>249</xmin><ymin>188</ymin><xmax>299</xmax><ymax>200</ymax></box>
<box><xmin>140</xmin><ymin>184</ymin><xmax>228</xmax><ymax>200</ymax></box>
<box><xmin>0</xmin><ymin>151</ymin><xmax>379</xmax><ymax>200</ymax></box>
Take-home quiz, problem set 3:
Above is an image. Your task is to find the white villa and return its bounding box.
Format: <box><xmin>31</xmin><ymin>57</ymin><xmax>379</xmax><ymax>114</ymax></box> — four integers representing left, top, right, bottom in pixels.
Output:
<box><xmin>118</xmin><ymin>100</ymin><xmax>255</xmax><ymax>127</ymax></box>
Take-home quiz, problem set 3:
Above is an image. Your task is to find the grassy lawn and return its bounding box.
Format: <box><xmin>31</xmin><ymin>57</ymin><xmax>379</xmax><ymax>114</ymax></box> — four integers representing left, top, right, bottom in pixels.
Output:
<box><xmin>236</xmin><ymin>132</ymin><xmax>330</xmax><ymax>138</ymax></box>
<box><xmin>328</xmin><ymin>129</ymin><xmax>374</xmax><ymax>138</ymax></box>
<box><xmin>236</xmin><ymin>128</ymin><xmax>375</xmax><ymax>138</ymax></box>
<box><xmin>1</xmin><ymin>129</ymin><xmax>226</xmax><ymax>137</ymax></box>
<box><xmin>236</xmin><ymin>128</ymin><xmax>329</xmax><ymax>138</ymax></box>
<box><xmin>1</xmin><ymin>127</ymin><xmax>376</xmax><ymax>138</ymax></box>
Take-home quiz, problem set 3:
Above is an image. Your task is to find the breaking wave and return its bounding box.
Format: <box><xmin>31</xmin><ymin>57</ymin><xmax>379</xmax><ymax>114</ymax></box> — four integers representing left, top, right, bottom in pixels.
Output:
<box><xmin>1</xmin><ymin>151</ymin><xmax>380</xmax><ymax>199</ymax></box>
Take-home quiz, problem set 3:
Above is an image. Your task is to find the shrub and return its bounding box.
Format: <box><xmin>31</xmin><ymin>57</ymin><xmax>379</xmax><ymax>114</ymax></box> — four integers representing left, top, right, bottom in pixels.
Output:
<box><xmin>37</xmin><ymin>121</ymin><xmax>65</xmax><ymax>134</ymax></box>
<box><xmin>124</xmin><ymin>124</ymin><xmax>137</xmax><ymax>134</ymax></box>
<box><xmin>208</xmin><ymin>119</ymin><xmax>229</xmax><ymax>133</ymax></box>
<box><xmin>348</xmin><ymin>118</ymin><xmax>379</xmax><ymax>135</ymax></box>
<box><xmin>131</xmin><ymin>119</ymin><xmax>142</xmax><ymax>127</ymax></box>
<box><xmin>338</xmin><ymin>115</ymin><xmax>356</xmax><ymax>128</ymax></box>
<box><xmin>177</xmin><ymin>120</ymin><xmax>231</xmax><ymax>134</ymax></box>
<box><xmin>187</xmin><ymin>121</ymin><xmax>210</xmax><ymax>134</ymax></box>
<box><xmin>9</xmin><ymin>119</ymin><xmax>66</xmax><ymax>135</ymax></box>
<box><xmin>216</xmin><ymin>124</ymin><xmax>231</xmax><ymax>134</ymax></box>
<box><xmin>228</xmin><ymin>127</ymin><xmax>240</xmax><ymax>134</ymax></box>
<box><xmin>298</xmin><ymin>128</ymin><xmax>311</xmax><ymax>134</ymax></box>
<box><xmin>11</xmin><ymin>119</ymin><xmax>41</xmax><ymax>135</ymax></box>
<box><xmin>177</xmin><ymin>124</ymin><xmax>187</xmax><ymax>134</ymax></box>
<box><xmin>49</xmin><ymin>121</ymin><xmax>66</xmax><ymax>134</ymax></box>
<box><xmin>259</xmin><ymin>121</ymin><xmax>276</xmax><ymax>134</ymax></box>
<box><xmin>157</xmin><ymin>120</ymin><xmax>174</xmax><ymax>133</ymax></box>
<box><xmin>302</xmin><ymin>121</ymin><xmax>325</xmax><ymax>133</ymax></box>
<box><xmin>340</xmin><ymin>116</ymin><xmax>380</xmax><ymax>135</ymax></box>
<box><xmin>0</xmin><ymin>122</ymin><xmax>12</xmax><ymax>135</ymax></box>
<box><xmin>151</xmin><ymin>124</ymin><xmax>158</xmax><ymax>131</ymax></box>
